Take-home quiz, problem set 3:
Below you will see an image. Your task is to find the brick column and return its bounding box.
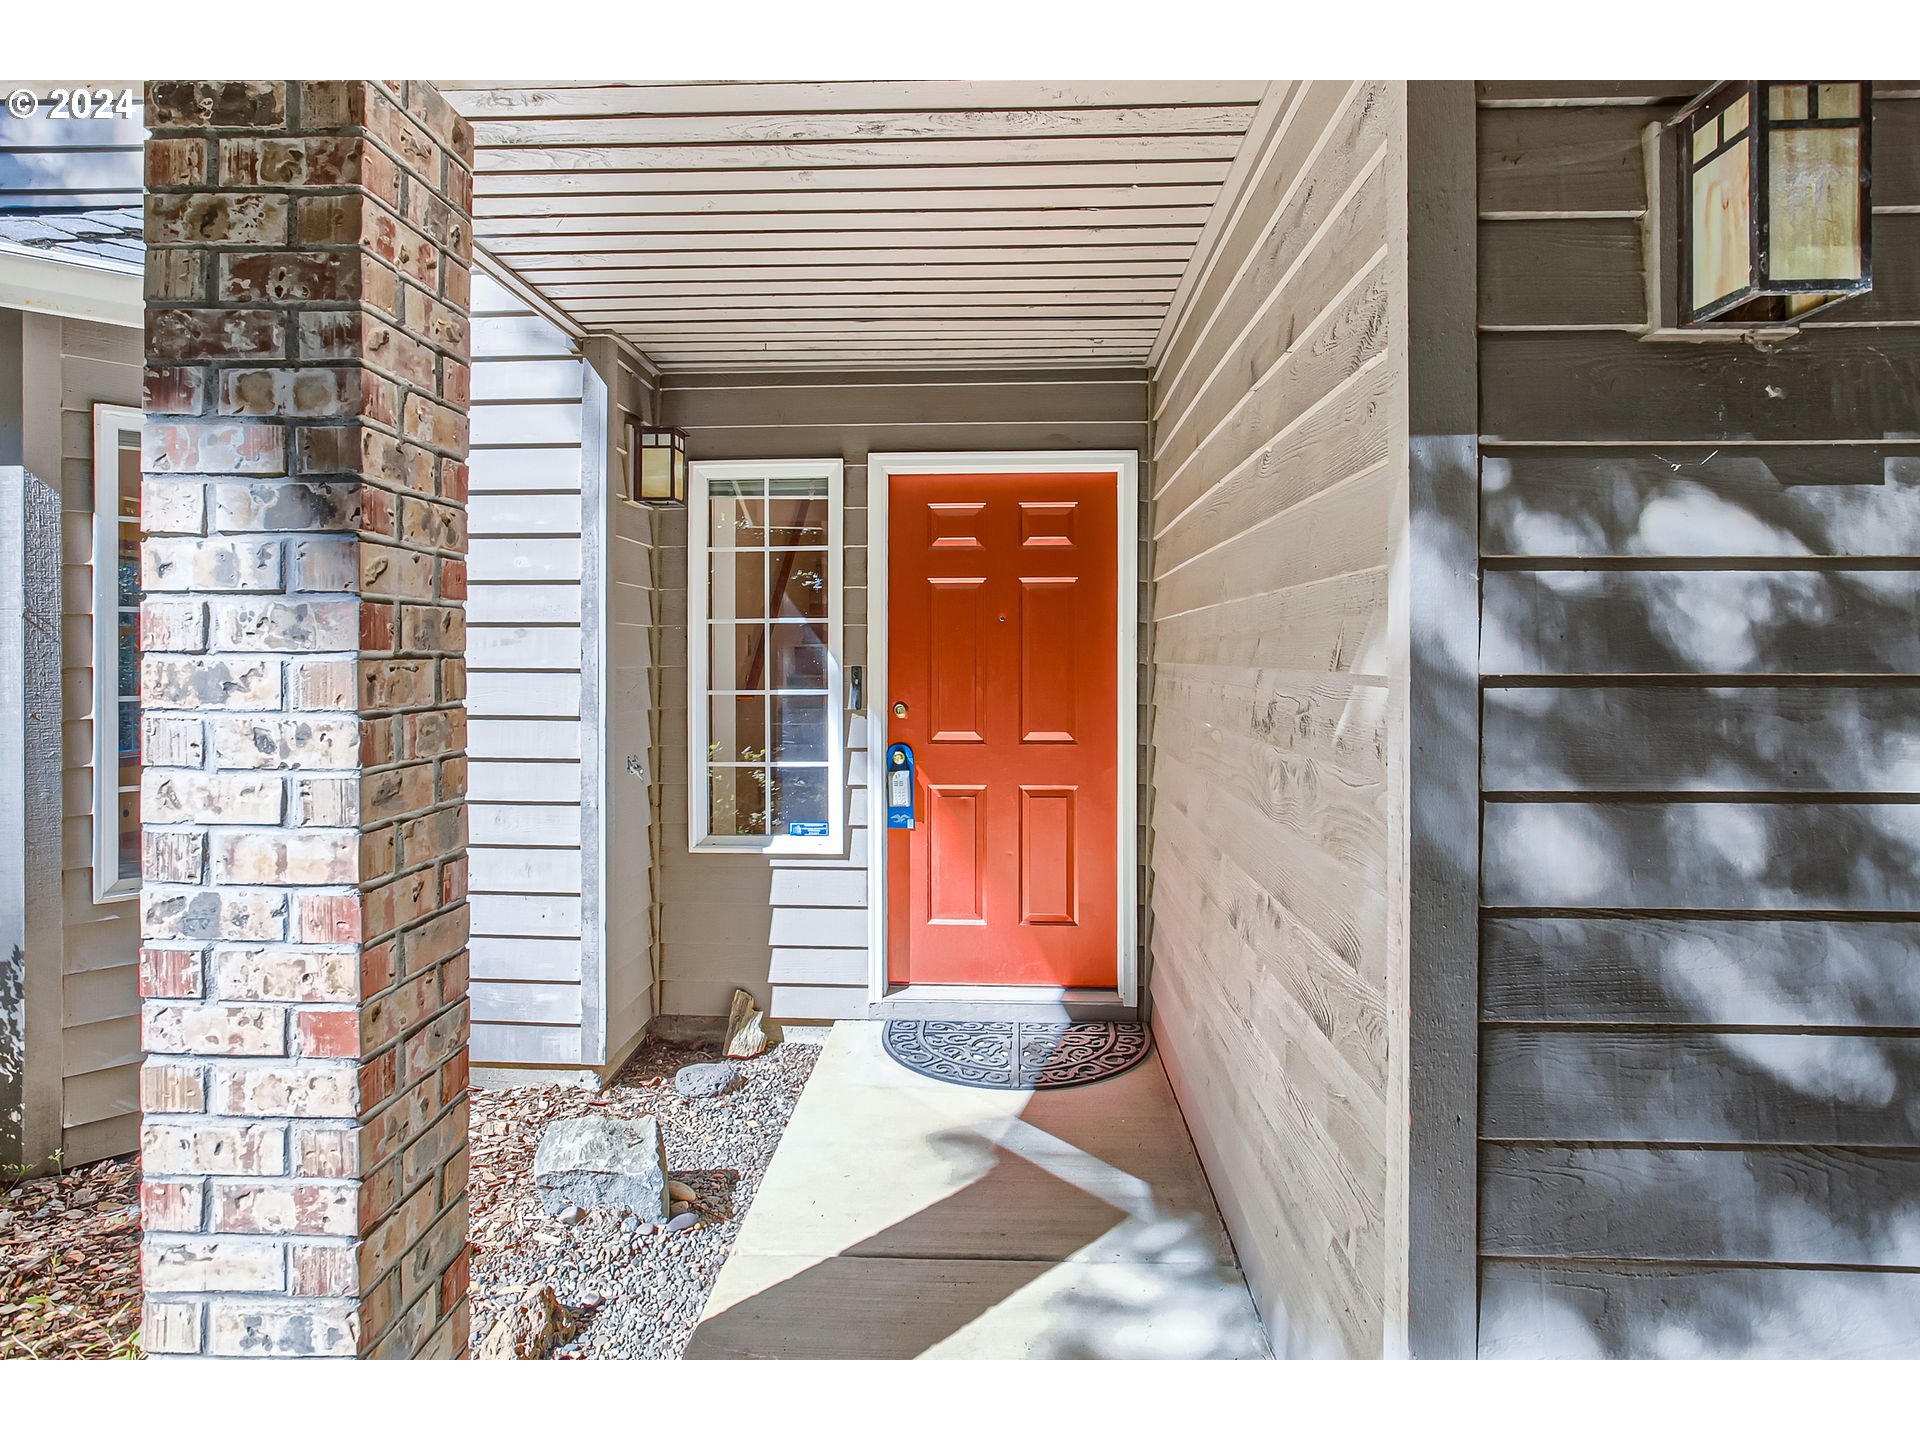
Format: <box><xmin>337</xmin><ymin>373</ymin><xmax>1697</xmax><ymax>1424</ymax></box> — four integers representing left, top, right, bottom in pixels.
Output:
<box><xmin>138</xmin><ymin>81</ymin><xmax>474</xmax><ymax>1359</ymax></box>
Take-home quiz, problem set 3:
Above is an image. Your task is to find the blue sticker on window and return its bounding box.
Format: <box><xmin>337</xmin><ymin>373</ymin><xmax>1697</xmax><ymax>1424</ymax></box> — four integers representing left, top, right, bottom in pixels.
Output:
<box><xmin>787</xmin><ymin>821</ymin><xmax>829</xmax><ymax>837</ymax></box>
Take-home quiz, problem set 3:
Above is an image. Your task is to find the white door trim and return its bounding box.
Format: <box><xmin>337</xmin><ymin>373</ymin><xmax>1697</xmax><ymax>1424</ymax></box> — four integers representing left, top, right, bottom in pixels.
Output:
<box><xmin>865</xmin><ymin>450</ymin><xmax>1140</xmax><ymax>1008</ymax></box>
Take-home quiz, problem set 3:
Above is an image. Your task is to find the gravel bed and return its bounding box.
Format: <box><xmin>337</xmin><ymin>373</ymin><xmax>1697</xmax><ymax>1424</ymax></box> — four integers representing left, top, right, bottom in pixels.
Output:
<box><xmin>0</xmin><ymin>1157</ymin><xmax>144</xmax><ymax>1359</ymax></box>
<box><xmin>468</xmin><ymin>1033</ymin><xmax>820</xmax><ymax>1359</ymax></box>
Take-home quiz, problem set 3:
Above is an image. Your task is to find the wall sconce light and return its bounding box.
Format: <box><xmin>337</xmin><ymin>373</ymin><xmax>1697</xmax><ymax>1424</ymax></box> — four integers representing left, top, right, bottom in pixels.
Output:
<box><xmin>630</xmin><ymin>421</ymin><xmax>688</xmax><ymax>505</ymax></box>
<box><xmin>1673</xmin><ymin>81</ymin><xmax>1872</xmax><ymax>326</ymax></box>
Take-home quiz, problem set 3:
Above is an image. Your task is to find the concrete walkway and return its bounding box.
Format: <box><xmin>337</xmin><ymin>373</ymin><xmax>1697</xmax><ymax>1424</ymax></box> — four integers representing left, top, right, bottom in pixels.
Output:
<box><xmin>686</xmin><ymin>1021</ymin><xmax>1268</xmax><ymax>1359</ymax></box>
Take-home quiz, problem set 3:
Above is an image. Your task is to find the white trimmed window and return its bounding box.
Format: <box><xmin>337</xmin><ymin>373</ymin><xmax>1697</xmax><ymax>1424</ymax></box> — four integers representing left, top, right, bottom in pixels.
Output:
<box><xmin>688</xmin><ymin>459</ymin><xmax>844</xmax><ymax>853</ymax></box>
<box><xmin>92</xmin><ymin>403</ymin><xmax>143</xmax><ymax>902</ymax></box>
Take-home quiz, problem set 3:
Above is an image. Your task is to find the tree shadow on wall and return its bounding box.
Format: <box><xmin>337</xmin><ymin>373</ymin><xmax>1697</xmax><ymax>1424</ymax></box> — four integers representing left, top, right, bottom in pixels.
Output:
<box><xmin>1468</xmin><ymin>443</ymin><xmax>1920</xmax><ymax>1358</ymax></box>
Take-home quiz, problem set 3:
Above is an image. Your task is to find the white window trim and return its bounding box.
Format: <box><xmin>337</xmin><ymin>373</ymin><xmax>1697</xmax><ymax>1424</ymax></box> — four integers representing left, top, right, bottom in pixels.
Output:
<box><xmin>687</xmin><ymin>457</ymin><xmax>846</xmax><ymax>855</ymax></box>
<box><xmin>92</xmin><ymin>402</ymin><xmax>142</xmax><ymax>904</ymax></box>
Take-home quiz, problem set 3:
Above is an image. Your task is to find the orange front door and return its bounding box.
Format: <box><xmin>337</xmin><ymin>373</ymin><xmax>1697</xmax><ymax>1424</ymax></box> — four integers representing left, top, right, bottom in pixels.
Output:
<box><xmin>886</xmin><ymin>471</ymin><xmax>1119</xmax><ymax>988</ymax></box>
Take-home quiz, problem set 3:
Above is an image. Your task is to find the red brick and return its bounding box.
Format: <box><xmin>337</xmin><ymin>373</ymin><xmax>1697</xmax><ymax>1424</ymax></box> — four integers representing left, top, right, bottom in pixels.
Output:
<box><xmin>147</xmin><ymin>81</ymin><xmax>286</xmax><ymax>129</ymax></box>
<box><xmin>296</xmin><ymin>893</ymin><xmax>364</xmax><ymax>944</ymax></box>
<box><xmin>296</xmin><ymin>1008</ymin><xmax>362</xmax><ymax>1059</ymax></box>
<box><xmin>142</xmin><ymin>1179</ymin><xmax>205</xmax><ymax>1232</ymax></box>
<box><xmin>147</xmin><ymin>308</ymin><xmax>285</xmax><ymax>364</ymax></box>
<box><xmin>144</xmin><ymin>365</ymin><xmax>208</xmax><ymax>415</ymax></box>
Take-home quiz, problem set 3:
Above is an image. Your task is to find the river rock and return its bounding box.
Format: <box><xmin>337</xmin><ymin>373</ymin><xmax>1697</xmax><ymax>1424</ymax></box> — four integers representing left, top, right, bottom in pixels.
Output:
<box><xmin>724</xmin><ymin>988</ymin><xmax>768</xmax><ymax>1059</ymax></box>
<box><xmin>534</xmin><ymin>1115</ymin><xmax>670</xmax><ymax>1223</ymax></box>
<box><xmin>673</xmin><ymin>1061</ymin><xmax>742</xmax><ymax>1099</ymax></box>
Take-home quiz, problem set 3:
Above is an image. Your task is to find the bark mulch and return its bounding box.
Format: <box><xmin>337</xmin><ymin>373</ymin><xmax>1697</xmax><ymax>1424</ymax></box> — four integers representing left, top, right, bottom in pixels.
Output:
<box><xmin>0</xmin><ymin>1156</ymin><xmax>144</xmax><ymax>1359</ymax></box>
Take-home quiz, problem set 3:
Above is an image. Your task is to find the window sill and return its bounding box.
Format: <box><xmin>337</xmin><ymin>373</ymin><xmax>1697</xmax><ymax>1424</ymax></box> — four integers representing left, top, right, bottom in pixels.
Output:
<box><xmin>688</xmin><ymin>837</ymin><xmax>848</xmax><ymax>859</ymax></box>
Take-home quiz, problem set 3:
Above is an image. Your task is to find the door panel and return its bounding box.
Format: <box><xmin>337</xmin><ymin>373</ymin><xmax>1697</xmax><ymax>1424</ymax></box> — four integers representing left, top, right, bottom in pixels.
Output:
<box><xmin>887</xmin><ymin>470</ymin><xmax>1119</xmax><ymax>988</ymax></box>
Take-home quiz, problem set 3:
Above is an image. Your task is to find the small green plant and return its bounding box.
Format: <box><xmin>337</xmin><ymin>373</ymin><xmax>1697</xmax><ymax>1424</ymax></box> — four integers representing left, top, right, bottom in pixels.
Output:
<box><xmin>0</xmin><ymin>1146</ymin><xmax>62</xmax><ymax>1183</ymax></box>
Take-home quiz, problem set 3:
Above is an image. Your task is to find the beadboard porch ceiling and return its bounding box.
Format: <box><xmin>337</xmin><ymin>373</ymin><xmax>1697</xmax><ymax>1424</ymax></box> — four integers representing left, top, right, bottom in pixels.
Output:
<box><xmin>439</xmin><ymin>80</ymin><xmax>1276</xmax><ymax>370</ymax></box>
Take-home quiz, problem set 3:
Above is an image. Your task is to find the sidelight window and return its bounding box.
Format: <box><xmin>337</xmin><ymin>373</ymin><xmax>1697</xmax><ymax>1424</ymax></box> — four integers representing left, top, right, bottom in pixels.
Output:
<box><xmin>92</xmin><ymin>403</ymin><xmax>144</xmax><ymax>902</ymax></box>
<box><xmin>688</xmin><ymin>459</ymin><xmax>844</xmax><ymax>853</ymax></box>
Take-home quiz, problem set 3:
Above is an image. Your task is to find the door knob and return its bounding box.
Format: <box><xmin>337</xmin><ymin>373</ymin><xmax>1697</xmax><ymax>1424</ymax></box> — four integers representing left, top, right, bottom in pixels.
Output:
<box><xmin>893</xmin><ymin>701</ymin><xmax>908</xmax><ymax>718</ymax></box>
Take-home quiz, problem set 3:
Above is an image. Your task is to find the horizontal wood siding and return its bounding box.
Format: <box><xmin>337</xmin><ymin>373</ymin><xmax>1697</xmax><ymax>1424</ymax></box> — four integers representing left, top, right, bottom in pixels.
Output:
<box><xmin>54</xmin><ymin>314</ymin><xmax>141</xmax><ymax>1163</ymax></box>
<box><xmin>600</xmin><ymin>344</ymin><xmax>664</xmax><ymax>1065</ymax></box>
<box><xmin>657</xmin><ymin>367</ymin><xmax>1147</xmax><ymax>1021</ymax></box>
<box><xmin>1144</xmin><ymin>80</ymin><xmax>1407</xmax><ymax>1357</ymax></box>
<box><xmin>467</xmin><ymin>273</ymin><xmax>591</xmax><ymax>1068</ymax></box>
<box><xmin>1474</xmin><ymin>80</ymin><xmax>1920</xmax><ymax>1358</ymax></box>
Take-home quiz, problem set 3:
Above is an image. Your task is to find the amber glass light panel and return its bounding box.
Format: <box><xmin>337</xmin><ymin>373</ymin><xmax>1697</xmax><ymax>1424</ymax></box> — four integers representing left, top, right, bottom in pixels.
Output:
<box><xmin>705</xmin><ymin>474</ymin><xmax>832</xmax><ymax>838</ymax></box>
<box><xmin>1680</xmin><ymin>81</ymin><xmax>1870</xmax><ymax>325</ymax></box>
<box><xmin>635</xmin><ymin>424</ymin><xmax>687</xmax><ymax>503</ymax></box>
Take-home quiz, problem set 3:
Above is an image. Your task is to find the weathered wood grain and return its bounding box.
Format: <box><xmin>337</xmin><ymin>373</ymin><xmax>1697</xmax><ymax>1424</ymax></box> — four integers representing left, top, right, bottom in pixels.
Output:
<box><xmin>1484</xmin><ymin>799</ymin><xmax>1920</xmax><ymax>909</ymax></box>
<box><xmin>1155</xmin><ymin>258</ymin><xmax>1389</xmax><ymax>514</ymax></box>
<box><xmin>1482</xmin><ymin>328</ymin><xmax>1920</xmax><ymax>443</ymax></box>
<box><xmin>1481</xmin><ymin>1029</ymin><xmax>1920</xmax><ymax>1144</ymax></box>
<box><xmin>1483</xmin><ymin>569</ymin><xmax>1920</xmax><ymax>676</ymax></box>
<box><xmin>1482</xmin><ymin>915</ymin><xmax>1920</xmax><ymax>1027</ymax></box>
<box><xmin>1482</xmin><ymin>1142</ymin><xmax>1920</xmax><ymax>1265</ymax></box>
<box><xmin>1477</xmin><ymin>217</ymin><xmax>1644</xmax><ymax>328</ymax></box>
<box><xmin>1155</xmin><ymin>82</ymin><xmax>1390</xmax><ymax>432</ymax></box>
<box><xmin>1483</xmin><ymin>685</ymin><xmax>1920</xmax><ymax>793</ymax></box>
<box><xmin>1482</xmin><ymin>447</ymin><xmax>1920</xmax><ymax>559</ymax></box>
<box><xmin>1479</xmin><ymin>1260</ymin><xmax>1920</xmax><ymax>1359</ymax></box>
<box><xmin>1478</xmin><ymin>104</ymin><xmax>1663</xmax><ymax>216</ymax></box>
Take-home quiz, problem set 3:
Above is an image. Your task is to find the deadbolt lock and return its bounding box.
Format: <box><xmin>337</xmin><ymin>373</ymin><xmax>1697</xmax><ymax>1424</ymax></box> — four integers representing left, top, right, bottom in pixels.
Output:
<box><xmin>892</xmin><ymin>701</ymin><xmax>908</xmax><ymax>718</ymax></box>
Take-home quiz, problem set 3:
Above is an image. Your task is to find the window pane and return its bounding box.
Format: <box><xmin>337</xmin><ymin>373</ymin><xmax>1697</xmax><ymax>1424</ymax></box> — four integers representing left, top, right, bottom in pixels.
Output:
<box><xmin>708</xmin><ymin>765</ymin><xmax>769</xmax><ymax>837</ymax></box>
<box><xmin>769</xmin><ymin>766</ymin><xmax>829</xmax><ymax>829</ymax></box>
<box><xmin>710</xmin><ymin>694</ymin><xmax>768</xmax><ymax>762</ymax></box>
<box><xmin>768</xmin><ymin>622</ymin><xmax>829</xmax><ymax>689</ymax></box>
<box><xmin>1818</xmin><ymin>83</ymin><xmax>1861</xmax><ymax>120</ymax></box>
<box><xmin>710</xmin><ymin>551</ymin><xmax>766</xmax><ymax>620</ymax></box>
<box><xmin>1769</xmin><ymin>127</ymin><xmax>1862</xmax><ymax>281</ymax></box>
<box><xmin>117</xmin><ymin>618</ymin><xmax>140</xmax><ymax>707</ymax></box>
<box><xmin>766</xmin><ymin>482</ymin><xmax>829</xmax><ymax>546</ymax></box>
<box><xmin>113</xmin><ymin>426</ymin><xmax>143</xmax><ymax>885</ymax></box>
<box><xmin>772</xmin><ymin>550</ymin><xmax>829</xmax><ymax>619</ymax></box>
<box><xmin>709</xmin><ymin>478</ymin><xmax>764</xmax><ymax>548</ymax></box>
<box><xmin>1692</xmin><ymin>137</ymin><xmax>1752</xmax><ymax>311</ymax></box>
<box><xmin>772</xmin><ymin>695</ymin><xmax>829</xmax><ymax>762</ymax></box>
<box><xmin>711</xmin><ymin>623</ymin><xmax>771</xmax><ymax>691</ymax></box>
<box><xmin>116</xmin><ymin>775</ymin><xmax>139</xmax><ymax>877</ymax></box>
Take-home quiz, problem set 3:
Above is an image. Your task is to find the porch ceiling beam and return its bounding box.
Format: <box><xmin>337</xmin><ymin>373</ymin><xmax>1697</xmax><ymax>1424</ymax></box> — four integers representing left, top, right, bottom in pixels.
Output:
<box><xmin>475</xmin><ymin>136</ymin><xmax>1247</xmax><ymax>173</ymax></box>
<box><xmin>530</xmin><ymin>279</ymin><xmax>1180</xmax><ymax>298</ymax></box>
<box><xmin>472</xmin><ymin>105</ymin><xmax>1260</xmax><ymax>149</ymax></box>
<box><xmin>516</xmin><ymin>262</ymin><xmax>1189</xmax><ymax>283</ymax></box>
<box><xmin>473</xmin><ymin>160</ymin><xmax>1235</xmax><ymax>195</ymax></box>
<box><xmin>442</xmin><ymin>80</ymin><xmax>1271</xmax><ymax>118</ymax></box>
<box><xmin>482</xmin><ymin>229</ymin><xmax>1204</xmax><ymax>256</ymax></box>
<box><xmin>473</xmin><ymin>206</ymin><xmax>1215</xmax><ymax>236</ymax></box>
<box><xmin>501</xmin><ymin>246</ymin><xmax>1194</xmax><ymax>271</ymax></box>
<box><xmin>476</xmin><ymin>184</ymin><xmax>1227</xmax><ymax>217</ymax></box>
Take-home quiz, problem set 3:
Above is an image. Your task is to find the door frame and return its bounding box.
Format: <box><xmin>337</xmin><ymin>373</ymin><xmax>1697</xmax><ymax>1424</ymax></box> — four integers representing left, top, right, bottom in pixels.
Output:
<box><xmin>865</xmin><ymin>450</ymin><xmax>1140</xmax><ymax>1008</ymax></box>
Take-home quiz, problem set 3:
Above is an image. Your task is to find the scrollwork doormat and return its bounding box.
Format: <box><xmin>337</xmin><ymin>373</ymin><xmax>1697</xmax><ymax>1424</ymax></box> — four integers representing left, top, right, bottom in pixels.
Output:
<box><xmin>881</xmin><ymin>1019</ymin><xmax>1151</xmax><ymax>1090</ymax></box>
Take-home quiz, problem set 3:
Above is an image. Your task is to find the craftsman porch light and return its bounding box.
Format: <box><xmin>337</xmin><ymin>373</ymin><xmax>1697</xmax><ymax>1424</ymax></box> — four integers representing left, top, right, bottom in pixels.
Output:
<box><xmin>633</xmin><ymin>422</ymin><xmax>689</xmax><ymax>504</ymax></box>
<box><xmin>1674</xmin><ymin>81</ymin><xmax>1872</xmax><ymax>325</ymax></box>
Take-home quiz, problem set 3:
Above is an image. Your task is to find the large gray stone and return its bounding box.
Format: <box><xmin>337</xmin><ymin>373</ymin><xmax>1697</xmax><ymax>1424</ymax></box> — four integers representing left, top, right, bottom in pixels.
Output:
<box><xmin>673</xmin><ymin>1061</ymin><xmax>742</xmax><ymax>1099</ymax></box>
<box><xmin>534</xmin><ymin>1114</ymin><xmax>670</xmax><ymax>1222</ymax></box>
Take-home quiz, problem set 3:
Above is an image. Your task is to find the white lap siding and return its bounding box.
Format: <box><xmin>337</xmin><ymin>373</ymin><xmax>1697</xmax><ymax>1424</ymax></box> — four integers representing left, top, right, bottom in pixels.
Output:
<box><xmin>466</xmin><ymin>274</ymin><xmax>592</xmax><ymax>1067</ymax></box>
<box><xmin>55</xmin><ymin>314</ymin><xmax>143</xmax><ymax>1164</ymax></box>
